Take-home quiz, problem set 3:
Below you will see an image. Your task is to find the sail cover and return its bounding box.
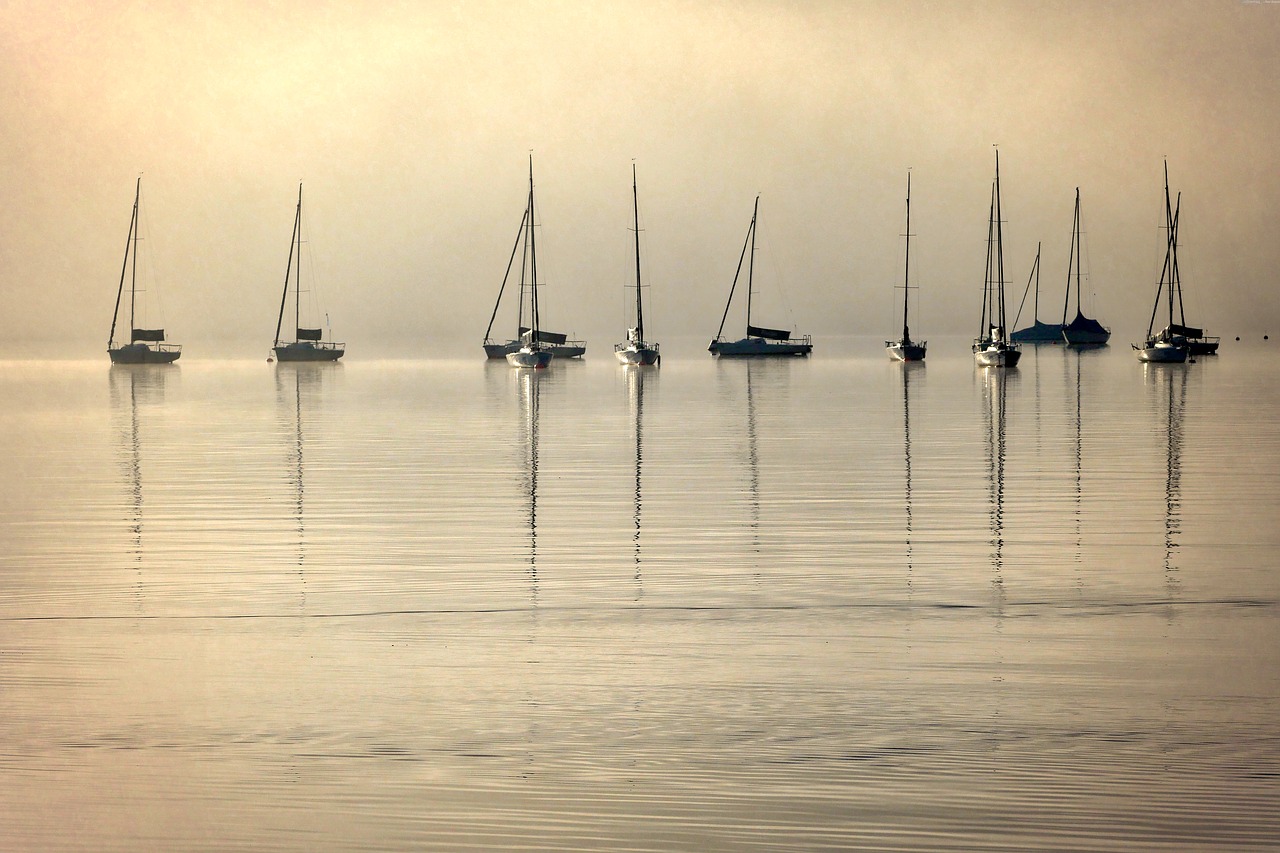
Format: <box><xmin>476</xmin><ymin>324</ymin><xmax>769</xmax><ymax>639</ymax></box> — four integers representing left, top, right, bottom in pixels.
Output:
<box><xmin>748</xmin><ymin>324</ymin><xmax>791</xmax><ymax>341</ymax></box>
<box><xmin>534</xmin><ymin>330</ymin><xmax>568</xmax><ymax>345</ymax></box>
<box><xmin>1064</xmin><ymin>314</ymin><xmax>1108</xmax><ymax>335</ymax></box>
<box><xmin>296</xmin><ymin>328</ymin><xmax>323</xmax><ymax>341</ymax></box>
<box><xmin>1167</xmin><ymin>323</ymin><xmax>1204</xmax><ymax>339</ymax></box>
<box><xmin>131</xmin><ymin>328</ymin><xmax>165</xmax><ymax>342</ymax></box>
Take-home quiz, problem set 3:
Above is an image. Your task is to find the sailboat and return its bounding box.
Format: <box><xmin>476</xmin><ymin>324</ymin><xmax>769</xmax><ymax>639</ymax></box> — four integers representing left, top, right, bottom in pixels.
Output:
<box><xmin>108</xmin><ymin>178</ymin><xmax>181</xmax><ymax>364</ymax></box>
<box><xmin>1060</xmin><ymin>188</ymin><xmax>1110</xmax><ymax>346</ymax></box>
<box><xmin>1010</xmin><ymin>244</ymin><xmax>1061</xmax><ymax>343</ymax></box>
<box><xmin>272</xmin><ymin>184</ymin><xmax>344</xmax><ymax>362</ymax></box>
<box><xmin>709</xmin><ymin>196</ymin><xmax>812</xmax><ymax>357</ymax></box>
<box><xmin>1134</xmin><ymin>164</ymin><xmax>1215</xmax><ymax>361</ymax></box>
<box><xmin>615</xmin><ymin>166</ymin><xmax>660</xmax><ymax>366</ymax></box>
<box><xmin>885</xmin><ymin>172</ymin><xmax>926</xmax><ymax>362</ymax></box>
<box><xmin>484</xmin><ymin>159</ymin><xmax>585</xmax><ymax>361</ymax></box>
<box><xmin>973</xmin><ymin>152</ymin><xmax>1021</xmax><ymax>368</ymax></box>
<box><xmin>505</xmin><ymin>159</ymin><xmax>553</xmax><ymax>368</ymax></box>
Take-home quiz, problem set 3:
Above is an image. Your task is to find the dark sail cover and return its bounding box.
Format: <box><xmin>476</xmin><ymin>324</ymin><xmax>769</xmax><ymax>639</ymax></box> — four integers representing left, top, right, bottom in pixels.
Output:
<box><xmin>1064</xmin><ymin>314</ymin><xmax>1108</xmax><ymax>335</ymax></box>
<box><xmin>1167</xmin><ymin>323</ymin><xmax>1203</xmax><ymax>339</ymax></box>
<box><xmin>748</xmin><ymin>324</ymin><xmax>790</xmax><ymax>341</ymax></box>
<box><xmin>534</xmin><ymin>330</ymin><xmax>568</xmax><ymax>345</ymax></box>
<box><xmin>131</xmin><ymin>328</ymin><xmax>165</xmax><ymax>342</ymax></box>
<box><xmin>296</xmin><ymin>328</ymin><xmax>323</xmax><ymax>341</ymax></box>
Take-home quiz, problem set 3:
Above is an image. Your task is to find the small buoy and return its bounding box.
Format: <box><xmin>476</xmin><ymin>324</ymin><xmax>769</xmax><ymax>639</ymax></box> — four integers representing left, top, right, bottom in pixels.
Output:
<box><xmin>267</xmin><ymin>356</ymin><xmax>274</xmax><ymax>363</ymax></box>
<box><xmin>1235</xmin><ymin>336</ymin><xmax>1240</xmax><ymax>341</ymax></box>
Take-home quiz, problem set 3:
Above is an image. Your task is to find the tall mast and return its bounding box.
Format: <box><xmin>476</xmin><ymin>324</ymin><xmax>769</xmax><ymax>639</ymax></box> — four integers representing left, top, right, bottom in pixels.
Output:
<box><xmin>1171</xmin><ymin>195</ymin><xmax>1182</xmax><ymax>328</ymax></box>
<box><xmin>745</xmin><ymin>195</ymin><xmax>759</xmax><ymax>334</ymax></box>
<box><xmin>631</xmin><ymin>164</ymin><xmax>644</xmax><ymax>342</ymax></box>
<box><xmin>528</xmin><ymin>156</ymin><xmax>540</xmax><ymax>338</ymax></box>
<box><xmin>109</xmin><ymin>178</ymin><xmax>140</xmax><ymax>349</ymax></box>
<box><xmin>980</xmin><ymin>183</ymin><xmax>995</xmax><ymax>339</ymax></box>
<box><xmin>129</xmin><ymin>178</ymin><xmax>140</xmax><ymax>339</ymax></box>
<box><xmin>715</xmin><ymin>200</ymin><xmax>756</xmax><ymax>341</ymax></box>
<box><xmin>902</xmin><ymin>171</ymin><xmax>912</xmax><ymax>343</ymax></box>
<box><xmin>993</xmin><ymin>150</ymin><xmax>1007</xmax><ymax>341</ymax></box>
<box><xmin>295</xmin><ymin>183</ymin><xmax>302</xmax><ymax>341</ymax></box>
<box><xmin>1062</xmin><ymin>187</ymin><xmax>1080</xmax><ymax>324</ymax></box>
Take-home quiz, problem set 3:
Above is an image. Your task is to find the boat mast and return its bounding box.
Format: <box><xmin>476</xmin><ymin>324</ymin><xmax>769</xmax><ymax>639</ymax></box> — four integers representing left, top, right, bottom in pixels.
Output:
<box><xmin>1062</xmin><ymin>187</ymin><xmax>1081</xmax><ymax>324</ymax></box>
<box><xmin>295</xmin><ymin>184</ymin><xmax>302</xmax><ymax>343</ymax></box>
<box><xmin>631</xmin><ymin>164</ymin><xmax>644</xmax><ymax>343</ymax></box>
<box><xmin>275</xmin><ymin>183</ymin><xmax>302</xmax><ymax>348</ymax></box>
<box><xmin>745</xmin><ymin>195</ymin><xmax>759</xmax><ymax>335</ymax></box>
<box><xmin>993</xmin><ymin>150</ymin><xmax>1007</xmax><ymax>342</ymax></box>
<box><xmin>901</xmin><ymin>171</ymin><xmax>912</xmax><ymax>344</ymax></box>
<box><xmin>528</xmin><ymin>156</ymin><xmax>540</xmax><ymax>340</ymax></box>
<box><xmin>1170</xmin><ymin>195</ymin><xmax>1182</xmax><ymax>329</ymax></box>
<box><xmin>129</xmin><ymin>179</ymin><xmax>140</xmax><ymax>341</ymax></box>
<box><xmin>109</xmin><ymin>178</ymin><xmax>141</xmax><ymax>349</ymax></box>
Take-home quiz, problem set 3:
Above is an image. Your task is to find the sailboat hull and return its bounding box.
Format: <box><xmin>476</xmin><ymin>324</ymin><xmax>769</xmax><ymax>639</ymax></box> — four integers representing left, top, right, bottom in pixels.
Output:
<box><xmin>1134</xmin><ymin>342</ymin><xmax>1187</xmax><ymax>363</ymax></box>
<box><xmin>109</xmin><ymin>343</ymin><xmax>181</xmax><ymax>364</ymax></box>
<box><xmin>886</xmin><ymin>341</ymin><xmax>926</xmax><ymax>362</ymax></box>
<box><xmin>974</xmin><ymin>344</ymin><xmax>1021</xmax><ymax>368</ymax></box>
<box><xmin>485</xmin><ymin>340</ymin><xmax>585</xmax><ymax>359</ymax></box>
<box><xmin>615</xmin><ymin>344</ymin><xmax>660</xmax><ymax>365</ymax></box>
<box><xmin>506</xmin><ymin>348</ymin><xmax>552</xmax><ymax>368</ymax></box>
<box><xmin>709</xmin><ymin>337</ymin><xmax>812</xmax><ymax>357</ymax></box>
<box><xmin>274</xmin><ymin>342</ymin><xmax>344</xmax><ymax>362</ymax></box>
<box><xmin>1010</xmin><ymin>321</ymin><xmax>1063</xmax><ymax>344</ymax></box>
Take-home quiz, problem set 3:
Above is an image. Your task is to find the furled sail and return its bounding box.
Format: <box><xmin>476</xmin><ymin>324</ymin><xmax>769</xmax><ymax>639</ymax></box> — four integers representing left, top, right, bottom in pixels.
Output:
<box><xmin>296</xmin><ymin>328</ymin><xmax>323</xmax><ymax>341</ymax></box>
<box><xmin>131</xmin><ymin>328</ymin><xmax>165</xmax><ymax>342</ymax></box>
<box><xmin>747</xmin><ymin>325</ymin><xmax>790</xmax><ymax>341</ymax></box>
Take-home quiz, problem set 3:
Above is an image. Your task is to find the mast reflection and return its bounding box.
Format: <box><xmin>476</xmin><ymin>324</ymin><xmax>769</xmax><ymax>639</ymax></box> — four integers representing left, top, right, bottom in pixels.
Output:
<box><xmin>626</xmin><ymin>366</ymin><xmax>651</xmax><ymax>601</ymax></box>
<box><xmin>108</xmin><ymin>365</ymin><xmax>171</xmax><ymax>607</ymax></box>
<box><xmin>899</xmin><ymin>363</ymin><xmax>922</xmax><ymax>593</ymax></box>
<box><xmin>274</xmin><ymin>363</ymin><xmax>331</xmax><ymax>608</ymax></box>
<box><xmin>518</xmin><ymin>369</ymin><xmax>541</xmax><ymax>601</ymax></box>
<box><xmin>1148</xmin><ymin>364</ymin><xmax>1187</xmax><ymax>598</ymax></box>
<box><xmin>982</xmin><ymin>369</ymin><xmax>1012</xmax><ymax>602</ymax></box>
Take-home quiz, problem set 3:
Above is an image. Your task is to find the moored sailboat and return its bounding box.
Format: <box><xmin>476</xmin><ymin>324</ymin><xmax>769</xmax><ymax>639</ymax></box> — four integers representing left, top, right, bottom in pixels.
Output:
<box><xmin>108</xmin><ymin>178</ymin><xmax>181</xmax><ymax>364</ymax></box>
<box><xmin>1060</xmin><ymin>188</ymin><xmax>1110</xmax><ymax>347</ymax></box>
<box><xmin>885</xmin><ymin>171</ymin><xmax>926</xmax><ymax>362</ymax></box>
<box><xmin>615</xmin><ymin>165</ymin><xmax>659</xmax><ymax>366</ymax></box>
<box><xmin>709</xmin><ymin>196</ymin><xmax>812</xmax><ymax>357</ymax></box>
<box><xmin>506</xmin><ymin>159</ymin><xmax>552</xmax><ymax>369</ymax></box>
<box><xmin>484</xmin><ymin>158</ymin><xmax>585</xmax><ymax>361</ymax></box>
<box><xmin>973</xmin><ymin>152</ymin><xmax>1021</xmax><ymax>368</ymax></box>
<box><xmin>272</xmin><ymin>184</ymin><xmax>344</xmax><ymax>362</ymax></box>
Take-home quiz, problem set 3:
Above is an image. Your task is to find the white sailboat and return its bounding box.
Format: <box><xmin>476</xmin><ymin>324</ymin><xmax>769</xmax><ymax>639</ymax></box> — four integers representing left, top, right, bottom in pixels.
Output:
<box><xmin>973</xmin><ymin>151</ymin><xmax>1021</xmax><ymax>368</ymax></box>
<box><xmin>886</xmin><ymin>171</ymin><xmax>926</xmax><ymax>362</ymax></box>
<box><xmin>485</xmin><ymin>158</ymin><xmax>585</xmax><ymax>361</ymax></box>
<box><xmin>709</xmin><ymin>196</ymin><xmax>812</xmax><ymax>357</ymax></box>
<box><xmin>506</xmin><ymin>159</ymin><xmax>552</xmax><ymax>369</ymax></box>
<box><xmin>1134</xmin><ymin>162</ymin><xmax>1217</xmax><ymax>361</ymax></box>
<box><xmin>615</xmin><ymin>165</ymin><xmax>660</xmax><ymax>366</ymax></box>
<box><xmin>272</xmin><ymin>184</ymin><xmax>344</xmax><ymax>362</ymax></box>
<box><xmin>108</xmin><ymin>178</ymin><xmax>181</xmax><ymax>364</ymax></box>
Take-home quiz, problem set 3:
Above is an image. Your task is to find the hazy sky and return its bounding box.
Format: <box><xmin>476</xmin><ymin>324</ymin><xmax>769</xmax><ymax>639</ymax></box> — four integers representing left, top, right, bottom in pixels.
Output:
<box><xmin>3</xmin><ymin>0</ymin><xmax>1278</xmax><ymax>357</ymax></box>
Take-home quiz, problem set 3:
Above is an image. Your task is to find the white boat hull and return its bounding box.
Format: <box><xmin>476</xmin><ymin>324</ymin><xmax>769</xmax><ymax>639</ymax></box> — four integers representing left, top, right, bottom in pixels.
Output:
<box><xmin>614</xmin><ymin>344</ymin><xmax>659</xmax><ymax>365</ymax></box>
<box><xmin>1134</xmin><ymin>341</ymin><xmax>1187</xmax><ymax>363</ymax></box>
<box><xmin>974</xmin><ymin>343</ymin><xmax>1021</xmax><ymax>368</ymax></box>
<box><xmin>486</xmin><ymin>340</ymin><xmax>585</xmax><ymax>359</ymax></box>
<box><xmin>506</xmin><ymin>348</ymin><xmax>552</xmax><ymax>368</ymax></box>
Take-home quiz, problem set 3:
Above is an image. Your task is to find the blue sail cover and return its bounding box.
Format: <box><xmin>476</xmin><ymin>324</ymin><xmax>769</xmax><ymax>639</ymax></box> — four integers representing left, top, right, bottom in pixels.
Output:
<box><xmin>131</xmin><ymin>328</ymin><xmax>165</xmax><ymax>342</ymax></box>
<box><xmin>748</xmin><ymin>324</ymin><xmax>791</xmax><ymax>341</ymax></box>
<box><xmin>1167</xmin><ymin>323</ymin><xmax>1204</xmax><ymax>339</ymax></box>
<box><xmin>1064</xmin><ymin>313</ymin><xmax>1108</xmax><ymax>336</ymax></box>
<box><xmin>534</xmin><ymin>330</ymin><xmax>568</xmax><ymax>344</ymax></box>
<box><xmin>296</xmin><ymin>328</ymin><xmax>323</xmax><ymax>341</ymax></box>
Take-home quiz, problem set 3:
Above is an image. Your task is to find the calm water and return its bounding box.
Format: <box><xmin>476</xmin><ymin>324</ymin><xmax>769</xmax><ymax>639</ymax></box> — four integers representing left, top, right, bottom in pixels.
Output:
<box><xmin>1</xmin><ymin>338</ymin><xmax>1278</xmax><ymax>851</ymax></box>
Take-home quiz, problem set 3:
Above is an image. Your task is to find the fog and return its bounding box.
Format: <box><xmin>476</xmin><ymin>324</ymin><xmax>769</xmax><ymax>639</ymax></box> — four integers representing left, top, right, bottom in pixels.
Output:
<box><xmin>3</xmin><ymin>0</ymin><xmax>1278</xmax><ymax>358</ymax></box>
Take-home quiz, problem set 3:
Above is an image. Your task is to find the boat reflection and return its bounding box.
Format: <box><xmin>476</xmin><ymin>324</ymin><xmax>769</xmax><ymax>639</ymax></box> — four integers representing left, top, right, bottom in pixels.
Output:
<box><xmin>517</xmin><ymin>369</ymin><xmax>541</xmax><ymax>601</ymax></box>
<box><xmin>626</xmin><ymin>366</ymin><xmax>652</xmax><ymax>600</ymax></box>
<box><xmin>108</xmin><ymin>365</ymin><xmax>172</xmax><ymax>605</ymax></box>
<box><xmin>981</xmin><ymin>368</ymin><xmax>1014</xmax><ymax>603</ymax></box>
<box><xmin>1145</xmin><ymin>363</ymin><xmax>1188</xmax><ymax>600</ymax></box>
<box><xmin>898</xmin><ymin>362</ymin><xmax>923</xmax><ymax>594</ymax></box>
